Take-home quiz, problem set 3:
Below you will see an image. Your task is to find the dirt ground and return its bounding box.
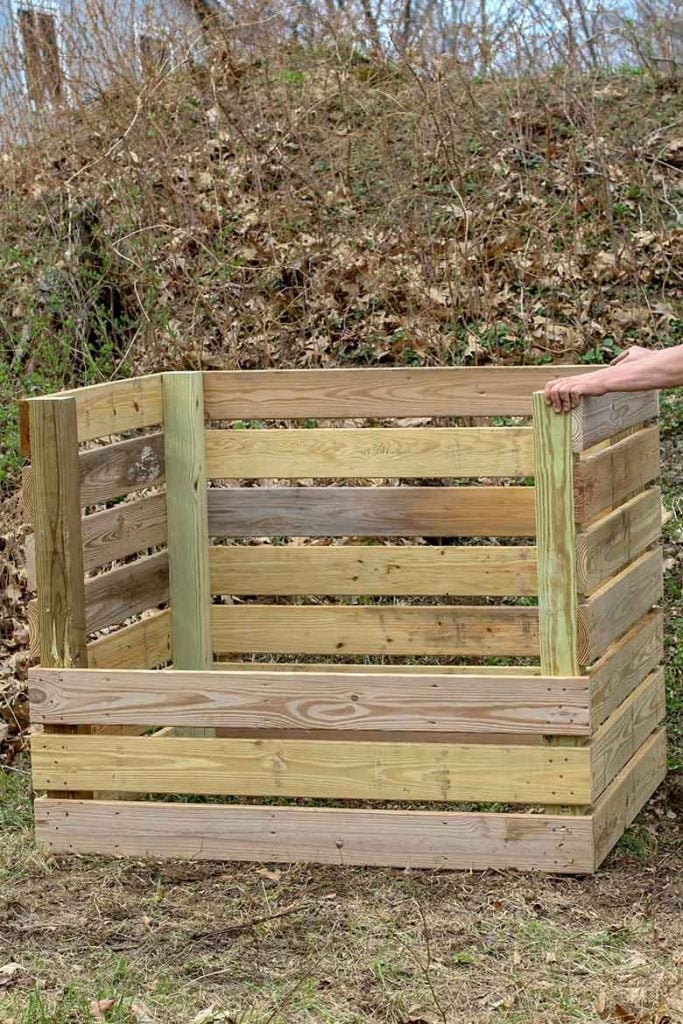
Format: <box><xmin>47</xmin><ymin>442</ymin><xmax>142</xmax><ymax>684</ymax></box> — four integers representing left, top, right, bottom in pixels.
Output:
<box><xmin>0</xmin><ymin>764</ymin><xmax>682</xmax><ymax>1024</ymax></box>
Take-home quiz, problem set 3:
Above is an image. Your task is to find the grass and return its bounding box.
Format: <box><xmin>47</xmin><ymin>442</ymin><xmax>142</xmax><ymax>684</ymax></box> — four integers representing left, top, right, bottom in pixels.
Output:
<box><xmin>1</xmin><ymin>752</ymin><xmax>681</xmax><ymax>1024</ymax></box>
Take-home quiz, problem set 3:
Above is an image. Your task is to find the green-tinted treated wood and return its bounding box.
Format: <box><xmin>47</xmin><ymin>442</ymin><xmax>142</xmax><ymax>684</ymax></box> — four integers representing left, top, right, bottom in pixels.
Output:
<box><xmin>162</xmin><ymin>373</ymin><xmax>213</xmax><ymax>737</ymax></box>
<box><xmin>532</xmin><ymin>393</ymin><xmax>579</xmax><ymax>676</ymax></box>
<box><xmin>29</xmin><ymin>397</ymin><xmax>88</xmax><ymax>669</ymax></box>
<box><xmin>28</xmin><ymin>396</ymin><xmax>90</xmax><ymax>801</ymax></box>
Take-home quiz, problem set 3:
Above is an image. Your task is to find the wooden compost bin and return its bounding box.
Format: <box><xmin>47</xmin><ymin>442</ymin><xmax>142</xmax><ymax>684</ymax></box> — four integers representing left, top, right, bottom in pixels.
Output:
<box><xmin>21</xmin><ymin>368</ymin><xmax>667</xmax><ymax>873</ymax></box>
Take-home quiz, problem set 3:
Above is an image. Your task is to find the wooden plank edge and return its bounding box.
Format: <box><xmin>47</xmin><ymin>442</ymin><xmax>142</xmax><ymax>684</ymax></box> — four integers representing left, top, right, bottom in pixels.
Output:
<box><xmin>592</xmin><ymin>728</ymin><xmax>667</xmax><ymax>869</ymax></box>
<box><xmin>33</xmin><ymin>798</ymin><xmax>595</xmax><ymax>872</ymax></box>
<box><xmin>571</xmin><ymin>391</ymin><xmax>659</xmax><ymax>453</ymax></box>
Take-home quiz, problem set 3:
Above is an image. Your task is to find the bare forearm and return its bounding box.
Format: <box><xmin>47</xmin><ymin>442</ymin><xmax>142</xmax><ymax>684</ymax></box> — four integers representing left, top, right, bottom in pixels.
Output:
<box><xmin>591</xmin><ymin>345</ymin><xmax>683</xmax><ymax>392</ymax></box>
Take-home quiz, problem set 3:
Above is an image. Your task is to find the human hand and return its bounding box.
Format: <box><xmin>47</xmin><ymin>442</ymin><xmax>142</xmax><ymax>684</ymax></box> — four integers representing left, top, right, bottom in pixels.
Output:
<box><xmin>610</xmin><ymin>345</ymin><xmax>650</xmax><ymax>366</ymax></box>
<box><xmin>543</xmin><ymin>371</ymin><xmax>608</xmax><ymax>413</ymax></box>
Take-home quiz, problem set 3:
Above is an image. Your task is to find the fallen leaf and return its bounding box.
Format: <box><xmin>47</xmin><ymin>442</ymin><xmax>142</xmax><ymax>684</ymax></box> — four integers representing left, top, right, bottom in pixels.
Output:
<box><xmin>90</xmin><ymin>999</ymin><xmax>116</xmax><ymax>1021</ymax></box>
<box><xmin>0</xmin><ymin>964</ymin><xmax>21</xmax><ymax>989</ymax></box>
<box><xmin>131</xmin><ymin>1001</ymin><xmax>155</xmax><ymax>1024</ymax></box>
<box><xmin>256</xmin><ymin>867</ymin><xmax>282</xmax><ymax>883</ymax></box>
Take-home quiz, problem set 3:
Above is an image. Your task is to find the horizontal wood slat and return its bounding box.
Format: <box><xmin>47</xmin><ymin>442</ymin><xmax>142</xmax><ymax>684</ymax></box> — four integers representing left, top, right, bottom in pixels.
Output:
<box><xmin>588</xmin><ymin>611</ymin><xmax>663</xmax><ymax>728</ymax></box>
<box><xmin>29</xmin><ymin>667</ymin><xmax>589</xmax><ymax>735</ymax></box>
<box><xmin>81</xmin><ymin>493</ymin><xmax>168</xmax><ymax>572</ymax></box>
<box><xmin>573</xmin><ymin>427</ymin><xmax>660</xmax><ymax>524</ymax></box>
<box><xmin>79</xmin><ymin>433</ymin><xmax>165</xmax><ymax>506</ymax></box>
<box><xmin>20</xmin><ymin>375</ymin><xmax>163</xmax><ymax>456</ymax></box>
<box><xmin>203</xmin><ymin>367</ymin><xmax>591</xmax><ymax>420</ymax></box>
<box><xmin>576</xmin><ymin>488</ymin><xmax>662</xmax><ymax>595</ymax></box>
<box><xmin>209</xmin><ymin>545</ymin><xmax>538</xmax><ymax>596</ymax></box>
<box><xmin>23</xmin><ymin>434</ymin><xmax>165</xmax><ymax>521</ymax></box>
<box><xmin>571</xmin><ymin>391</ymin><xmax>659</xmax><ymax>452</ymax></box>
<box><xmin>30</xmin><ymin>733</ymin><xmax>590</xmax><ymax>803</ymax></box>
<box><xmin>34</xmin><ymin>799</ymin><xmax>595</xmax><ymax>872</ymax></box>
<box><xmin>207</xmin><ymin>487</ymin><xmax>537</xmax><ymax>538</ymax></box>
<box><xmin>86</xmin><ymin>609</ymin><xmax>172</xmax><ymax>670</ymax></box>
<box><xmin>210</xmin><ymin>604</ymin><xmax>540</xmax><ymax>656</ymax></box>
<box><xmin>590</xmin><ymin>669</ymin><xmax>666</xmax><ymax>801</ymax></box>
<box><xmin>205</xmin><ymin>427</ymin><xmax>536</xmax><ymax>479</ymax></box>
<box><xmin>84</xmin><ymin>552</ymin><xmax>169</xmax><ymax>634</ymax></box>
<box><xmin>578</xmin><ymin>549</ymin><xmax>663</xmax><ymax>666</ymax></box>
<box><xmin>592</xmin><ymin>728</ymin><xmax>667</xmax><ymax>868</ymax></box>
<box><xmin>214</xmin><ymin>661</ymin><xmax>543</xmax><ymax>675</ymax></box>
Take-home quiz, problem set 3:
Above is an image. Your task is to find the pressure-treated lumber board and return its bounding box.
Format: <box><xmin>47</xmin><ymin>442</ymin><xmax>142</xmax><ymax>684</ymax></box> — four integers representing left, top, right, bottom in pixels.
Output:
<box><xmin>577</xmin><ymin>549</ymin><xmax>663</xmax><ymax>666</ymax></box>
<box><xmin>80</xmin><ymin>492</ymin><xmax>168</xmax><ymax>573</ymax></box>
<box><xmin>205</xmin><ymin>427</ymin><xmax>536</xmax><ymax>479</ymax></box>
<box><xmin>86</xmin><ymin>609</ymin><xmax>172</xmax><ymax>670</ymax></box>
<box><xmin>22</xmin><ymin>465</ymin><xmax>34</xmax><ymax>525</ymax></box>
<box><xmin>203</xmin><ymin>367</ymin><xmax>591</xmax><ymax>420</ymax></box>
<box><xmin>532</xmin><ymin>393</ymin><xmax>578</xmax><ymax>677</ymax></box>
<box><xmin>162</xmin><ymin>373</ymin><xmax>212</xmax><ymax>673</ymax></box>
<box><xmin>25</xmin><ymin>533</ymin><xmax>36</xmax><ymax>591</ymax></box>
<box><xmin>33</xmin><ymin>798</ymin><xmax>596</xmax><ymax>872</ymax></box>
<box><xmin>575</xmin><ymin>488</ymin><xmax>662</xmax><ymax>595</ymax></box>
<box><xmin>592</xmin><ymin>728</ymin><xmax>667</xmax><ymax>868</ymax></box>
<box><xmin>30</xmin><ymin>733</ymin><xmax>590</xmax><ymax>803</ymax></box>
<box><xmin>207</xmin><ymin>487</ymin><xmax>537</xmax><ymax>538</ymax></box>
<box><xmin>590</xmin><ymin>668</ymin><xmax>666</xmax><ymax>801</ymax></box>
<box><xmin>29</xmin><ymin>667</ymin><xmax>589</xmax><ymax>734</ymax></box>
<box><xmin>209</xmin><ymin>544</ymin><xmax>538</xmax><ymax>597</ymax></box>
<box><xmin>20</xmin><ymin>375</ymin><xmax>163</xmax><ymax>455</ymax></box>
<box><xmin>210</xmin><ymin>604</ymin><xmax>540</xmax><ymax>656</ymax></box>
<box><xmin>78</xmin><ymin>432</ymin><xmax>165</xmax><ymax>507</ymax></box>
<box><xmin>589</xmin><ymin>611</ymin><xmax>663</xmax><ymax>728</ymax></box>
<box><xmin>214</xmin><ymin>661</ymin><xmax>542</xmax><ymax>676</ymax></box>
<box><xmin>573</xmin><ymin>426</ymin><xmax>660</xmax><ymax>524</ymax></box>
<box><xmin>28</xmin><ymin>396</ymin><xmax>88</xmax><ymax>669</ymax></box>
<box><xmin>23</xmin><ymin>433</ymin><xmax>165</xmax><ymax>521</ymax></box>
<box><xmin>571</xmin><ymin>391</ymin><xmax>659</xmax><ymax>452</ymax></box>
<box><xmin>84</xmin><ymin>552</ymin><xmax>169</xmax><ymax>634</ymax></box>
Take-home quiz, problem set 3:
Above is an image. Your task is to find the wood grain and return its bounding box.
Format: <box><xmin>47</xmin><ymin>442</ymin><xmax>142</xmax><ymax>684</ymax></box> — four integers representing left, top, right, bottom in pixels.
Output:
<box><xmin>588</xmin><ymin>610</ymin><xmax>663</xmax><ymax>727</ymax></box>
<box><xmin>207</xmin><ymin>486</ymin><xmax>537</xmax><ymax>538</ymax></box>
<box><xmin>210</xmin><ymin>604</ymin><xmax>540</xmax><ymax>656</ymax></box>
<box><xmin>86</xmin><ymin>609</ymin><xmax>172</xmax><ymax>670</ymax></box>
<box><xmin>28</xmin><ymin>397</ymin><xmax>88</xmax><ymax>669</ymax></box>
<box><xmin>208</xmin><ymin>544</ymin><xmax>538</xmax><ymax>597</ymax></box>
<box><xmin>573</xmin><ymin>427</ymin><xmax>660</xmax><ymax>524</ymax></box>
<box><xmin>205</xmin><ymin>427</ymin><xmax>535</xmax><ymax>479</ymax></box>
<box><xmin>203</xmin><ymin>367</ymin><xmax>591</xmax><ymax>420</ymax></box>
<box><xmin>162</xmin><ymin>373</ymin><xmax>212</xmax><ymax>674</ymax></box>
<box><xmin>575</xmin><ymin>488</ymin><xmax>662</xmax><ymax>595</ymax></box>
<box><xmin>571</xmin><ymin>391</ymin><xmax>659</xmax><ymax>452</ymax></box>
<box><xmin>214</xmin><ymin>661</ymin><xmax>542</xmax><ymax>676</ymax></box>
<box><xmin>23</xmin><ymin>432</ymin><xmax>165</xmax><ymax>517</ymax></box>
<box><xmin>577</xmin><ymin>549</ymin><xmax>663</xmax><ymax>666</ymax></box>
<box><xmin>532</xmin><ymin>393</ymin><xmax>578</xmax><ymax>677</ymax></box>
<box><xmin>30</xmin><ymin>733</ymin><xmax>590</xmax><ymax>803</ymax></box>
<box><xmin>592</xmin><ymin>728</ymin><xmax>666</xmax><ymax>868</ymax></box>
<box><xmin>78</xmin><ymin>433</ymin><xmax>165</xmax><ymax>506</ymax></box>
<box><xmin>20</xmin><ymin>375</ymin><xmax>163</xmax><ymax>455</ymax></box>
<box><xmin>29</xmin><ymin>667</ymin><xmax>589</xmax><ymax>734</ymax></box>
<box><xmin>34</xmin><ymin>798</ymin><xmax>595</xmax><ymax>873</ymax></box>
<box><xmin>590</xmin><ymin>668</ymin><xmax>665</xmax><ymax>801</ymax></box>
<box><xmin>81</xmin><ymin>493</ymin><xmax>167</xmax><ymax>572</ymax></box>
<box><xmin>84</xmin><ymin>552</ymin><xmax>169</xmax><ymax>634</ymax></box>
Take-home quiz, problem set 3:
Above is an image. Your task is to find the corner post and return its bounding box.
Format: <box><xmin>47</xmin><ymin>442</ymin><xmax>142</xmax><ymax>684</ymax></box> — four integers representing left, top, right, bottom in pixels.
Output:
<box><xmin>162</xmin><ymin>373</ymin><xmax>213</xmax><ymax>735</ymax></box>
<box><xmin>29</xmin><ymin>394</ymin><xmax>90</xmax><ymax>800</ymax></box>
<box><xmin>532</xmin><ymin>392</ymin><xmax>579</xmax><ymax>677</ymax></box>
<box><xmin>29</xmin><ymin>396</ymin><xmax>88</xmax><ymax>669</ymax></box>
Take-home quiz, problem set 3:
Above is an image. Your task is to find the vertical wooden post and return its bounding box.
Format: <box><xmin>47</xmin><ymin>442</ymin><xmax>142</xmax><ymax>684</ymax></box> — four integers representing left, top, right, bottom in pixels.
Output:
<box><xmin>162</xmin><ymin>372</ymin><xmax>213</xmax><ymax>736</ymax></box>
<box><xmin>532</xmin><ymin>392</ymin><xmax>579</xmax><ymax>677</ymax></box>
<box><xmin>29</xmin><ymin>396</ymin><xmax>88</xmax><ymax>669</ymax></box>
<box><xmin>29</xmin><ymin>395</ymin><xmax>90</xmax><ymax>799</ymax></box>
<box><xmin>533</xmin><ymin>393</ymin><xmax>584</xmax><ymax>815</ymax></box>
